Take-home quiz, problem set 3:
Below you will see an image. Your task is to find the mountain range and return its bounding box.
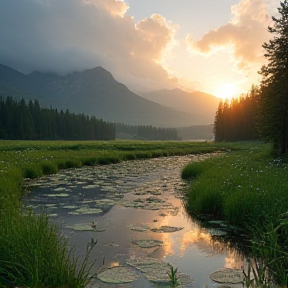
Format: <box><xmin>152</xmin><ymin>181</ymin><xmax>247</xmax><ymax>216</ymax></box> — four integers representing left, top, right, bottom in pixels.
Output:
<box><xmin>142</xmin><ymin>89</ymin><xmax>220</xmax><ymax>122</ymax></box>
<box><xmin>0</xmin><ymin>64</ymin><xmax>219</xmax><ymax>127</ymax></box>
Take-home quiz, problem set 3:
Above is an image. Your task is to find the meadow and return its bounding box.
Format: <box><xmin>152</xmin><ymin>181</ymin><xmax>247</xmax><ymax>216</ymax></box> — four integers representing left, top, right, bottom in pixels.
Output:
<box><xmin>0</xmin><ymin>140</ymin><xmax>229</xmax><ymax>288</ymax></box>
<box><xmin>182</xmin><ymin>143</ymin><xmax>288</xmax><ymax>287</ymax></box>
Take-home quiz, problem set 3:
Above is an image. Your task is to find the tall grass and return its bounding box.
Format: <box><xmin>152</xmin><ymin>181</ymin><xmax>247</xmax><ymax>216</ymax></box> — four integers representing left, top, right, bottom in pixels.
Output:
<box><xmin>182</xmin><ymin>143</ymin><xmax>288</xmax><ymax>286</ymax></box>
<box><xmin>0</xmin><ymin>209</ymin><xmax>96</xmax><ymax>288</ymax></box>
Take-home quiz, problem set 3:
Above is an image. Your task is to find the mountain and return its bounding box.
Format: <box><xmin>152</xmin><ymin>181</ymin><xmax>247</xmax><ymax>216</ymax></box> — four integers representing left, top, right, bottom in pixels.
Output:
<box><xmin>142</xmin><ymin>88</ymin><xmax>220</xmax><ymax>124</ymax></box>
<box><xmin>0</xmin><ymin>64</ymin><xmax>213</xmax><ymax>126</ymax></box>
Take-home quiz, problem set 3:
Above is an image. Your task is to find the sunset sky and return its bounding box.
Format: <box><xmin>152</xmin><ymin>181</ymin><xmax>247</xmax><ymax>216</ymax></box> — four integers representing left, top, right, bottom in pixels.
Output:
<box><xmin>0</xmin><ymin>0</ymin><xmax>280</xmax><ymax>99</ymax></box>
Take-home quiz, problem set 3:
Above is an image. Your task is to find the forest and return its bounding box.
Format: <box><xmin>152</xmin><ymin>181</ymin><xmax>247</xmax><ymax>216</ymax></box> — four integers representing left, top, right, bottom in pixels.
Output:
<box><xmin>115</xmin><ymin>123</ymin><xmax>180</xmax><ymax>140</ymax></box>
<box><xmin>0</xmin><ymin>96</ymin><xmax>116</xmax><ymax>140</ymax></box>
<box><xmin>0</xmin><ymin>96</ymin><xmax>184</xmax><ymax>141</ymax></box>
<box><xmin>214</xmin><ymin>87</ymin><xmax>258</xmax><ymax>142</ymax></box>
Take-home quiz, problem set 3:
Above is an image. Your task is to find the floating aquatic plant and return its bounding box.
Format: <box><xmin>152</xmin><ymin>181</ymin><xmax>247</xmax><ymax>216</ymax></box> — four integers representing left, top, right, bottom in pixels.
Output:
<box><xmin>150</xmin><ymin>226</ymin><xmax>184</xmax><ymax>233</ymax></box>
<box><xmin>46</xmin><ymin>193</ymin><xmax>70</xmax><ymax>197</ymax></box>
<box><xmin>210</xmin><ymin>268</ymin><xmax>244</xmax><ymax>284</ymax></box>
<box><xmin>126</xmin><ymin>257</ymin><xmax>160</xmax><ymax>267</ymax></box>
<box><xmin>130</xmin><ymin>239</ymin><xmax>163</xmax><ymax>248</ymax></box>
<box><xmin>68</xmin><ymin>207</ymin><xmax>103</xmax><ymax>215</ymax></box>
<box><xmin>128</xmin><ymin>224</ymin><xmax>150</xmax><ymax>232</ymax></box>
<box><xmin>97</xmin><ymin>266</ymin><xmax>139</xmax><ymax>284</ymax></box>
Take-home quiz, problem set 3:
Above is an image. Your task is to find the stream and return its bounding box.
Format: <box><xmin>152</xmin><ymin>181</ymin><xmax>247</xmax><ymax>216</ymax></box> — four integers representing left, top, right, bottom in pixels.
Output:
<box><xmin>24</xmin><ymin>153</ymin><xmax>246</xmax><ymax>288</ymax></box>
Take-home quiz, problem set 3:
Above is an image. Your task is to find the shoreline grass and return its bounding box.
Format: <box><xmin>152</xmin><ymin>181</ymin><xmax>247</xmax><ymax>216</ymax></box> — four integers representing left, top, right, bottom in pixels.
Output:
<box><xmin>0</xmin><ymin>139</ymin><xmax>231</xmax><ymax>288</ymax></box>
<box><xmin>182</xmin><ymin>143</ymin><xmax>288</xmax><ymax>287</ymax></box>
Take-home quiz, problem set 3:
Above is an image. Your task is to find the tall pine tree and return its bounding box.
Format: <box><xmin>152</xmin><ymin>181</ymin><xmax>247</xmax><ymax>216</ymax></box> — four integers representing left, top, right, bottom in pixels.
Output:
<box><xmin>258</xmin><ymin>1</ymin><xmax>288</xmax><ymax>154</ymax></box>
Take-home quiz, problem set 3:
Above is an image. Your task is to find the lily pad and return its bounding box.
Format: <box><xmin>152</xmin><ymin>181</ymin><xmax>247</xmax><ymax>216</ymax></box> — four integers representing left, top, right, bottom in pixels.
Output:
<box><xmin>53</xmin><ymin>187</ymin><xmax>70</xmax><ymax>192</ymax></box>
<box><xmin>146</xmin><ymin>196</ymin><xmax>163</xmax><ymax>203</ymax></box>
<box><xmin>137</xmin><ymin>262</ymin><xmax>172</xmax><ymax>282</ymax></box>
<box><xmin>127</xmin><ymin>257</ymin><xmax>187</xmax><ymax>284</ymax></box>
<box><xmin>95</xmin><ymin>199</ymin><xmax>117</xmax><ymax>207</ymax></box>
<box><xmin>210</xmin><ymin>268</ymin><xmax>244</xmax><ymax>284</ymax></box>
<box><xmin>66</xmin><ymin>223</ymin><xmax>96</xmax><ymax>231</ymax></box>
<box><xmin>148</xmin><ymin>190</ymin><xmax>162</xmax><ymax>196</ymax></box>
<box><xmin>130</xmin><ymin>239</ymin><xmax>163</xmax><ymax>248</ymax></box>
<box><xmin>150</xmin><ymin>226</ymin><xmax>184</xmax><ymax>233</ymax></box>
<box><xmin>63</xmin><ymin>205</ymin><xmax>78</xmax><ymax>209</ymax></box>
<box><xmin>177</xmin><ymin>274</ymin><xmax>196</xmax><ymax>285</ymax></box>
<box><xmin>126</xmin><ymin>257</ymin><xmax>160</xmax><ymax>267</ymax></box>
<box><xmin>128</xmin><ymin>224</ymin><xmax>150</xmax><ymax>232</ymax></box>
<box><xmin>97</xmin><ymin>266</ymin><xmax>139</xmax><ymax>284</ymax></box>
<box><xmin>82</xmin><ymin>184</ymin><xmax>99</xmax><ymax>189</ymax></box>
<box><xmin>46</xmin><ymin>193</ymin><xmax>70</xmax><ymax>197</ymax></box>
<box><xmin>68</xmin><ymin>207</ymin><xmax>103</xmax><ymax>215</ymax></box>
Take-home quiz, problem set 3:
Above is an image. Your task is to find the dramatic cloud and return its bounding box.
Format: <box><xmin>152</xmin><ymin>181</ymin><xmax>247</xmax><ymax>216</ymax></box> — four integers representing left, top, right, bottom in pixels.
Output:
<box><xmin>186</xmin><ymin>0</ymin><xmax>272</xmax><ymax>73</ymax></box>
<box><xmin>0</xmin><ymin>0</ymin><xmax>178</xmax><ymax>91</ymax></box>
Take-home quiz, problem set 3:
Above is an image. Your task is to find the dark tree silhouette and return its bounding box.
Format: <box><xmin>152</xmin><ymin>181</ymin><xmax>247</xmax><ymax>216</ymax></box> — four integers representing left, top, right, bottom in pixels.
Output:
<box><xmin>0</xmin><ymin>96</ymin><xmax>115</xmax><ymax>140</ymax></box>
<box><xmin>214</xmin><ymin>86</ymin><xmax>258</xmax><ymax>142</ymax></box>
<box><xmin>258</xmin><ymin>1</ymin><xmax>288</xmax><ymax>154</ymax></box>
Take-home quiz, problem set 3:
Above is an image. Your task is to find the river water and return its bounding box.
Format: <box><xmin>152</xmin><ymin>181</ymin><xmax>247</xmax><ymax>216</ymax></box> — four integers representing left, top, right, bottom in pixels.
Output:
<box><xmin>24</xmin><ymin>154</ymin><xmax>245</xmax><ymax>288</ymax></box>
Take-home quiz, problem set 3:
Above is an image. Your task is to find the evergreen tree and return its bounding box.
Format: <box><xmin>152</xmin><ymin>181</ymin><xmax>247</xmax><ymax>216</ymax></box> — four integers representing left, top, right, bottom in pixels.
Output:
<box><xmin>0</xmin><ymin>96</ymin><xmax>116</xmax><ymax>141</ymax></box>
<box><xmin>258</xmin><ymin>1</ymin><xmax>288</xmax><ymax>154</ymax></box>
<box><xmin>214</xmin><ymin>87</ymin><xmax>258</xmax><ymax>142</ymax></box>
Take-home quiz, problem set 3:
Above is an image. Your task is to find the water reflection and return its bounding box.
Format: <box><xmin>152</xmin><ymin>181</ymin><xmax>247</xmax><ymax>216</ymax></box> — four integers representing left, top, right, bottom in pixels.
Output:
<box><xmin>24</xmin><ymin>154</ymin><xmax>245</xmax><ymax>288</ymax></box>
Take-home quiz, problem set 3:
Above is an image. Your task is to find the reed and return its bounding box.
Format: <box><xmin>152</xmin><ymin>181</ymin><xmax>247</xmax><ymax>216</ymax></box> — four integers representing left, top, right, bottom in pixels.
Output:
<box><xmin>0</xmin><ymin>209</ymin><xmax>96</xmax><ymax>288</ymax></box>
<box><xmin>167</xmin><ymin>266</ymin><xmax>179</xmax><ymax>287</ymax></box>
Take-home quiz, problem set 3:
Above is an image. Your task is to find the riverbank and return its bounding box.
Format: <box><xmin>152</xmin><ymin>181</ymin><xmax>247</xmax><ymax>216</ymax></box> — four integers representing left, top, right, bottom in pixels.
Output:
<box><xmin>182</xmin><ymin>143</ymin><xmax>288</xmax><ymax>287</ymax></box>
<box><xmin>0</xmin><ymin>140</ymin><xmax>232</xmax><ymax>288</ymax></box>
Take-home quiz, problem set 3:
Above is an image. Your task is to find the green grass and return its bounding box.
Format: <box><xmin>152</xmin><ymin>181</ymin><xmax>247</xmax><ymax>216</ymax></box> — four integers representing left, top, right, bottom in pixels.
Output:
<box><xmin>167</xmin><ymin>266</ymin><xmax>179</xmax><ymax>287</ymax></box>
<box><xmin>182</xmin><ymin>142</ymin><xmax>288</xmax><ymax>287</ymax></box>
<box><xmin>182</xmin><ymin>143</ymin><xmax>288</xmax><ymax>225</ymax></box>
<box><xmin>0</xmin><ymin>139</ymin><xmax>230</xmax><ymax>288</ymax></box>
<box><xmin>0</xmin><ymin>209</ymin><xmax>96</xmax><ymax>288</ymax></box>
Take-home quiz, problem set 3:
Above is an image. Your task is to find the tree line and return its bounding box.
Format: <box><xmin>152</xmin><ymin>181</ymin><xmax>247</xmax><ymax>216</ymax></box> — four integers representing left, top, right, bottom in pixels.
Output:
<box><xmin>214</xmin><ymin>2</ymin><xmax>288</xmax><ymax>155</ymax></box>
<box><xmin>214</xmin><ymin>87</ymin><xmax>258</xmax><ymax>142</ymax></box>
<box><xmin>115</xmin><ymin>123</ymin><xmax>180</xmax><ymax>140</ymax></box>
<box><xmin>0</xmin><ymin>96</ymin><xmax>116</xmax><ymax>140</ymax></box>
<box><xmin>177</xmin><ymin>125</ymin><xmax>214</xmax><ymax>141</ymax></box>
<box><xmin>0</xmin><ymin>96</ymin><xmax>182</xmax><ymax>141</ymax></box>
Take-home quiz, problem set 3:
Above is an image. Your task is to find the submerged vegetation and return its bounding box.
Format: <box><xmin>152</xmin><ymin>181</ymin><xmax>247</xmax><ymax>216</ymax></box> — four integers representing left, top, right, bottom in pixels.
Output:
<box><xmin>0</xmin><ymin>140</ymin><xmax>228</xmax><ymax>288</ymax></box>
<box><xmin>182</xmin><ymin>143</ymin><xmax>288</xmax><ymax>287</ymax></box>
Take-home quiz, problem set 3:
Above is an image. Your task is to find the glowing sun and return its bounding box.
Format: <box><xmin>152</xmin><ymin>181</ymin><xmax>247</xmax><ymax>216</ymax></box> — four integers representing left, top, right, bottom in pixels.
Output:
<box><xmin>217</xmin><ymin>83</ymin><xmax>237</xmax><ymax>101</ymax></box>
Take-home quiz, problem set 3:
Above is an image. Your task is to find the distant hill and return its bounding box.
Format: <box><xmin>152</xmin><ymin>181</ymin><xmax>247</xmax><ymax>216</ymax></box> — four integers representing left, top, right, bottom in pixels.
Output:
<box><xmin>142</xmin><ymin>88</ymin><xmax>220</xmax><ymax>124</ymax></box>
<box><xmin>0</xmin><ymin>64</ymin><xmax>214</xmax><ymax>126</ymax></box>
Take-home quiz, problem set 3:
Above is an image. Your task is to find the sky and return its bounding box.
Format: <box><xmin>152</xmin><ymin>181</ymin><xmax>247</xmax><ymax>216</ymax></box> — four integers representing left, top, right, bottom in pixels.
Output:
<box><xmin>0</xmin><ymin>0</ymin><xmax>280</xmax><ymax>99</ymax></box>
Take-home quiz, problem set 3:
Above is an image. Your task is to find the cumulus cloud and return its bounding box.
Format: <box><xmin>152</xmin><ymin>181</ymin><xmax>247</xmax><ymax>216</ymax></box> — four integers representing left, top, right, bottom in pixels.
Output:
<box><xmin>186</xmin><ymin>0</ymin><xmax>272</xmax><ymax>73</ymax></box>
<box><xmin>0</xmin><ymin>0</ymin><xmax>178</xmax><ymax>91</ymax></box>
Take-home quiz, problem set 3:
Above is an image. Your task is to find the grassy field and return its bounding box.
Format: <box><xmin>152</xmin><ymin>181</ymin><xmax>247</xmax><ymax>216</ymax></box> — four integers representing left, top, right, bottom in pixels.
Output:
<box><xmin>182</xmin><ymin>143</ymin><xmax>288</xmax><ymax>287</ymax></box>
<box><xmin>0</xmin><ymin>139</ymin><xmax>230</xmax><ymax>288</ymax></box>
